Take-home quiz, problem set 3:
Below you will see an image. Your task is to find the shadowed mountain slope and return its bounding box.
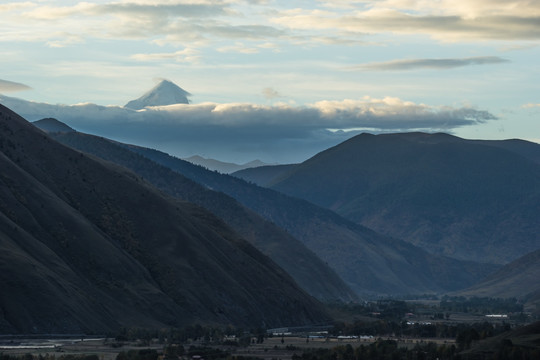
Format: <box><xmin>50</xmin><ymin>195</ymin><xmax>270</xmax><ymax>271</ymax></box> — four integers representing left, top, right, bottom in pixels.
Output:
<box><xmin>470</xmin><ymin>138</ymin><xmax>540</xmax><ymax>165</ymax></box>
<box><xmin>0</xmin><ymin>104</ymin><xmax>328</xmax><ymax>333</ymax></box>
<box><xmin>43</xmin><ymin>130</ymin><xmax>358</xmax><ymax>302</ymax></box>
<box><xmin>257</xmin><ymin>132</ymin><xmax>540</xmax><ymax>264</ymax></box>
<box><xmin>233</xmin><ymin>164</ymin><xmax>297</xmax><ymax>186</ymax></box>
<box><xmin>95</xmin><ymin>141</ymin><xmax>498</xmax><ymax>296</ymax></box>
<box><xmin>457</xmin><ymin>249</ymin><xmax>540</xmax><ymax>313</ymax></box>
<box><xmin>460</xmin><ymin>321</ymin><xmax>540</xmax><ymax>358</ymax></box>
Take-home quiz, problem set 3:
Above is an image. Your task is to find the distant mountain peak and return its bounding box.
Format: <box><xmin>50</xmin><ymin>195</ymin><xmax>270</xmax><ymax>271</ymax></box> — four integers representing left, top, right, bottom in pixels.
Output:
<box><xmin>124</xmin><ymin>79</ymin><xmax>191</xmax><ymax>110</ymax></box>
<box><xmin>32</xmin><ymin>118</ymin><xmax>75</xmax><ymax>133</ymax></box>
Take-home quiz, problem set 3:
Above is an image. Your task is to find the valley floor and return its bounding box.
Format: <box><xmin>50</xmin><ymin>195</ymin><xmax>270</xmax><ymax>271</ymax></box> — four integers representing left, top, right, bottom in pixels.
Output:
<box><xmin>0</xmin><ymin>335</ymin><xmax>456</xmax><ymax>360</ymax></box>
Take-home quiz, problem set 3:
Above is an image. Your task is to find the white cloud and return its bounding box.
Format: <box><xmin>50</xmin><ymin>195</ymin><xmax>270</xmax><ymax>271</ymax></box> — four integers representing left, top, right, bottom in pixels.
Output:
<box><xmin>131</xmin><ymin>48</ymin><xmax>201</xmax><ymax>62</ymax></box>
<box><xmin>272</xmin><ymin>2</ymin><xmax>540</xmax><ymax>41</ymax></box>
<box><xmin>3</xmin><ymin>0</ymin><xmax>537</xmax><ymax>56</ymax></box>
<box><xmin>46</xmin><ymin>34</ymin><xmax>84</xmax><ymax>48</ymax></box>
<box><xmin>217</xmin><ymin>42</ymin><xmax>260</xmax><ymax>54</ymax></box>
<box><xmin>522</xmin><ymin>103</ymin><xmax>540</xmax><ymax>108</ymax></box>
<box><xmin>0</xmin><ymin>2</ymin><xmax>34</xmax><ymax>12</ymax></box>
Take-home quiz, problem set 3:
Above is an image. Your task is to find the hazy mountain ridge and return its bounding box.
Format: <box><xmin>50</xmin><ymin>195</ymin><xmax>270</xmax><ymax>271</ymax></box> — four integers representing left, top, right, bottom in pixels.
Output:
<box><xmin>44</xmin><ymin>129</ymin><xmax>358</xmax><ymax>302</ymax></box>
<box><xmin>256</xmin><ymin>132</ymin><xmax>540</xmax><ymax>264</ymax></box>
<box><xmin>233</xmin><ymin>164</ymin><xmax>297</xmax><ymax>185</ymax></box>
<box><xmin>0</xmin><ymin>105</ymin><xmax>329</xmax><ymax>333</ymax></box>
<box><xmin>184</xmin><ymin>155</ymin><xmax>271</xmax><ymax>174</ymax></box>
<box><xmin>32</xmin><ymin>117</ymin><xmax>75</xmax><ymax>133</ymax></box>
<box><xmin>117</xmin><ymin>142</ymin><xmax>498</xmax><ymax>296</ymax></box>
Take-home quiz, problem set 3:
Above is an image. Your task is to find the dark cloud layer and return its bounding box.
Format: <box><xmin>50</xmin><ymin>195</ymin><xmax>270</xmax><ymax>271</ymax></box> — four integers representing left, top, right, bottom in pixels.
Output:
<box><xmin>0</xmin><ymin>94</ymin><xmax>497</xmax><ymax>163</ymax></box>
<box><xmin>355</xmin><ymin>56</ymin><xmax>509</xmax><ymax>71</ymax></box>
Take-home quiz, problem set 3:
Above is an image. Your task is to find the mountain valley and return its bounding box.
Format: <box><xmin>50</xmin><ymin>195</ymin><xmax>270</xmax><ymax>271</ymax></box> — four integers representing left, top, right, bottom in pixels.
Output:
<box><xmin>1</xmin><ymin>98</ymin><xmax>538</xmax><ymax>335</ymax></box>
<box><xmin>38</xmin><ymin>123</ymin><xmax>500</xmax><ymax>297</ymax></box>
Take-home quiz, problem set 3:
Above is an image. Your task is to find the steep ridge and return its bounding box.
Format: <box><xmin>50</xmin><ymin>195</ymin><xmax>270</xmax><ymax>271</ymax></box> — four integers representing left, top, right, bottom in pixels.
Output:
<box><xmin>42</xmin><ymin>129</ymin><xmax>358</xmax><ymax>302</ymax></box>
<box><xmin>264</xmin><ymin>132</ymin><xmax>540</xmax><ymax>264</ymax></box>
<box><xmin>109</xmin><ymin>143</ymin><xmax>498</xmax><ymax>296</ymax></box>
<box><xmin>0</xmin><ymin>104</ymin><xmax>328</xmax><ymax>333</ymax></box>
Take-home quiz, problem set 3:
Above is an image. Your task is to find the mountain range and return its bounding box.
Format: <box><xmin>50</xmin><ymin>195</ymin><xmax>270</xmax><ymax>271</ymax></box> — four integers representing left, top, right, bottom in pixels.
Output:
<box><xmin>0</xmin><ymin>104</ymin><xmax>329</xmax><ymax>333</ymax></box>
<box><xmin>3</xmin><ymin>93</ymin><xmax>539</xmax><ymax>333</ymax></box>
<box><xmin>35</xmin><ymin>126</ymin><xmax>358</xmax><ymax>303</ymax></box>
<box><xmin>235</xmin><ymin>132</ymin><xmax>540</xmax><ymax>264</ymax></box>
<box><xmin>37</xmin><ymin>122</ymin><xmax>500</xmax><ymax>297</ymax></box>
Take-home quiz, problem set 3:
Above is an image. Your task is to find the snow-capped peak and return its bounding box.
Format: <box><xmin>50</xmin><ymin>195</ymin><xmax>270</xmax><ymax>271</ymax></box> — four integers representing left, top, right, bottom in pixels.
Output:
<box><xmin>124</xmin><ymin>80</ymin><xmax>191</xmax><ymax>110</ymax></box>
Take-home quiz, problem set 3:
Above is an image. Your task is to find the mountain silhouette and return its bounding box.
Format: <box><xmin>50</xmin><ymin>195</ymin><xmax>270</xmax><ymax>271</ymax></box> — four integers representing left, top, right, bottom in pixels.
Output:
<box><xmin>0</xmin><ymin>104</ymin><xmax>328</xmax><ymax>333</ymax></box>
<box><xmin>40</xmin><ymin>127</ymin><xmax>359</xmax><ymax>302</ymax></box>
<box><xmin>93</xmin><ymin>137</ymin><xmax>498</xmax><ymax>296</ymax></box>
<box><xmin>244</xmin><ymin>132</ymin><xmax>540</xmax><ymax>264</ymax></box>
<box><xmin>33</xmin><ymin>117</ymin><xmax>75</xmax><ymax>133</ymax></box>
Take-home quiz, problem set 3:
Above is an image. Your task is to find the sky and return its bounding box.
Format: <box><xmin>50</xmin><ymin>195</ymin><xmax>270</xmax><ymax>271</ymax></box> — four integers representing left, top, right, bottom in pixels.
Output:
<box><xmin>1</xmin><ymin>0</ymin><xmax>539</xmax><ymax>163</ymax></box>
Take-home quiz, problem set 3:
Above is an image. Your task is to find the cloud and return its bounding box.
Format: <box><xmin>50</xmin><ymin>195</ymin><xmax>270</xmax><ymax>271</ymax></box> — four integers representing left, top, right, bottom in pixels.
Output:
<box><xmin>262</xmin><ymin>87</ymin><xmax>283</xmax><ymax>99</ymax></box>
<box><xmin>46</xmin><ymin>34</ymin><xmax>84</xmax><ymax>48</ymax></box>
<box><xmin>353</xmin><ymin>56</ymin><xmax>510</xmax><ymax>71</ymax></box>
<box><xmin>131</xmin><ymin>48</ymin><xmax>201</xmax><ymax>62</ymax></box>
<box><xmin>217</xmin><ymin>42</ymin><xmax>260</xmax><ymax>54</ymax></box>
<box><xmin>1</xmin><ymin>0</ymin><xmax>539</xmax><ymax>54</ymax></box>
<box><xmin>0</xmin><ymin>93</ymin><xmax>496</xmax><ymax>162</ymax></box>
<box><xmin>272</xmin><ymin>3</ymin><xmax>540</xmax><ymax>41</ymax></box>
<box><xmin>0</xmin><ymin>79</ymin><xmax>32</xmax><ymax>93</ymax></box>
<box><xmin>0</xmin><ymin>1</ymin><xmax>261</xmax><ymax>47</ymax></box>
<box><xmin>522</xmin><ymin>103</ymin><xmax>540</xmax><ymax>109</ymax></box>
<box><xmin>0</xmin><ymin>2</ymin><xmax>33</xmax><ymax>12</ymax></box>
<box><xmin>22</xmin><ymin>2</ymin><xmax>229</xmax><ymax>21</ymax></box>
